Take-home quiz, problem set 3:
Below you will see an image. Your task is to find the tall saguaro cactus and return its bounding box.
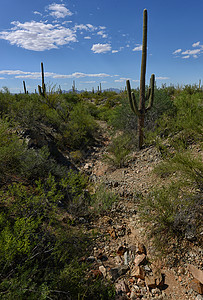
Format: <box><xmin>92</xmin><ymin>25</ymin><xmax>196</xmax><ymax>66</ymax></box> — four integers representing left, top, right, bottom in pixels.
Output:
<box><xmin>126</xmin><ymin>9</ymin><xmax>155</xmax><ymax>149</ymax></box>
<box><xmin>38</xmin><ymin>62</ymin><xmax>46</xmax><ymax>97</ymax></box>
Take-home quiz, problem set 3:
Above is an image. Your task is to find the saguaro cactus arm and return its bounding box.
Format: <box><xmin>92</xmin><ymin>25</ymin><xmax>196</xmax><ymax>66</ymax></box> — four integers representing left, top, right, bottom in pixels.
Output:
<box><xmin>146</xmin><ymin>74</ymin><xmax>155</xmax><ymax>111</ymax></box>
<box><xmin>126</xmin><ymin>80</ymin><xmax>140</xmax><ymax>116</ymax></box>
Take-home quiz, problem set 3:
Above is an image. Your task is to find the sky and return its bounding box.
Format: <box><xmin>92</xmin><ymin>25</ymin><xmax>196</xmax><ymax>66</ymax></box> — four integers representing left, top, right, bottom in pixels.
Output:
<box><xmin>0</xmin><ymin>0</ymin><xmax>202</xmax><ymax>93</ymax></box>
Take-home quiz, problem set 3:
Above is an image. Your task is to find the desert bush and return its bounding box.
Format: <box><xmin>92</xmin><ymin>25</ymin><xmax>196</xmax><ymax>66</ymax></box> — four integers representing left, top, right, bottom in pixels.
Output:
<box><xmin>146</xmin><ymin>90</ymin><xmax>203</xmax><ymax>146</ymax></box>
<box><xmin>0</xmin><ymin>118</ymin><xmax>27</xmax><ymax>183</ymax></box>
<box><xmin>90</xmin><ymin>183</ymin><xmax>118</xmax><ymax>214</ymax></box>
<box><xmin>154</xmin><ymin>150</ymin><xmax>203</xmax><ymax>190</ymax></box>
<box><xmin>62</xmin><ymin>102</ymin><xmax>98</xmax><ymax>150</ymax></box>
<box><xmin>138</xmin><ymin>182</ymin><xmax>201</xmax><ymax>252</ymax></box>
<box><xmin>103</xmin><ymin>133</ymin><xmax>134</xmax><ymax>168</ymax></box>
<box><xmin>0</xmin><ymin>173</ymin><xmax>114</xmax><ymax>299</ymax></box>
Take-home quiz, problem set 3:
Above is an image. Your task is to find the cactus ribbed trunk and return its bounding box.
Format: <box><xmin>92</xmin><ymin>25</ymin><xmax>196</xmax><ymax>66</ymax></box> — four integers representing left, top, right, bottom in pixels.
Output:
<box><xmin>138</xmin><ymin>9</ymin><xmax>147</xmax><ymax>149</ymax></box>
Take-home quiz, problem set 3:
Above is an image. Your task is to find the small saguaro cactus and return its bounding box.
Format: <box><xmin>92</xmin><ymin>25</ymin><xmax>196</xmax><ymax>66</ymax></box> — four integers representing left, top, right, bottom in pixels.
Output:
<box><xmin>126</xmin><ymin>9</ymin><xmax>155</xmax><ymax>149</ymax></box>
<box><xmin>38</xmin><ymin>62</ymin><xmax>46</xmax><ymax>97</ymax></box>
<box><xmin>72</xmin><ymin>80</ymin><xmax>76</xmax><ymax>92</ymax></box>
<box><xmin>23</xmin><ymin>81</ymin><xmax>28</xmax><ymax>94</ymax></box>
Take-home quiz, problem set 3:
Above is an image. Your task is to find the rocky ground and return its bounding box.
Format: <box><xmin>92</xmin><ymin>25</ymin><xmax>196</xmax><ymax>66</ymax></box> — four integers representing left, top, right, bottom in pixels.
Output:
<box><xmin>78</xmin><ymin>122</ymin><xmax>203</xmax><ymax>300</ymax></box>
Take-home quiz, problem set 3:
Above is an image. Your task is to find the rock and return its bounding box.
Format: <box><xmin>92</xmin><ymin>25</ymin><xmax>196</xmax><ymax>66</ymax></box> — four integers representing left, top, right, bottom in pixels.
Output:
<box><xmin>134</xmin><ymin>254</ymin><xmax>146</xmax><ymax>266</ymax></box>
<box><xmin>145</xmin><ymin>275</ymin><xmax>157</xmax><ymax>289</ymax></box>
<box><xmin>124</xmin><ymin>251</ymin><xmax>131</xmax><ymax>265</ymax></box>
<box><xmin>115</xmin><ymin>279</ymin><xmax>130</xmax><ymax>294</ymax></box>
<box><xmin>190</xmin><ymin>279</ymin><xmax>203</xmax><ymax>294</ymax></box>
<box><xmin>108</xmin><ymin>228</ymin><xmax>118</xmax><ymax>239</ymax></box>
<box><xmin>117</xmin><ymin>225</ymin><xmax>126</xmax><ymax>237</ymax></box>
<box><xmin>117</xmin><ymin>246</ymin><xmax>127</xmax><ymax>256</ymax></box>
<box><xmin>90</xmin><ymin>269</ymin><xmax>103</xmax><ymax>278</ymax></box>
<box><xmin>84</xmin><ymin>163</ymin><xmax>93</xmax><ymax>169</ymax></box>
<box><xmin>188</xmin><ymin>264</ymin><xmax>203</xmax><ymax>284</ymax></box>
<box><xmin>115</xmin><ymin>255</ymin><xmax>122</xmax><ymax>264</ymax></box>
<box><xmin>86</xmin><ymin>256</ymin><xmax>95</xmax><ymax>263</ymax></box>
<box><xmin>99</xmin><ymin>265</ymin><xmax>107</xmax><ymax>278</ymax></box>
<box><xmin>109</xmin><ymin>265</ymin><xmax>129</xmax><ymax>280</ymax></box>
<box><xmin>118</xmin><ymin>265</ymin><xmax>130</xmax><ymax>276</ymax></box>
<box><xmin>131</xmin><ymin>265</ymin><xmax>145</xmax><ymax>280</ymax></box>
<box><xmin>137</xmin><ymin>243</ymin><xmax>147</xmax><ymax>255</ymax></box>
<box><xmin>143</xmin><ymin>265</ymin><xmax>152</xmax><ymax>272</ymax></box>
<box><xmin>196</xmin><ymin>295</ymin><xmax>203</xmax><ymax>300</ymax></box>
<box><xmin>97</xmin><ymin>253</ymin><xmax>108</xmax><ymax>261</ymax></box>
<box><xmin>110</xmin><ymin>268</ymin><xmax>119</xmax><ymax>281</ymax></box>
<box><xmin>152</xmin><ymin>267</ymin><xmax>164</xmax><ymax>287</ymax></box>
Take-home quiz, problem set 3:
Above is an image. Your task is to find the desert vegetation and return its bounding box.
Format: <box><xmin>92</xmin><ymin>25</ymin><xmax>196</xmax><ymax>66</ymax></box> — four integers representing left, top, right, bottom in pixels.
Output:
<box><xmin>0</xmin><ymin>78</ymin><xmax>202</xmax><ymax>298</ymax></box>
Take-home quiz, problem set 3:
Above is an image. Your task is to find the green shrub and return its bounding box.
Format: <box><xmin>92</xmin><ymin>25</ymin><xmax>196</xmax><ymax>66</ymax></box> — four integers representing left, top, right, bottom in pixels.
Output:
<box><xmin>62</xmin><ymin>102</ymin><xmax>98</xmax><ymax>150</ymax></box>
<box><xmin>0</xmin><ymin>118</ymin><xmax>26</xmax><ymax>183</ymax></box>
<box><xmin>146</xmin><ymin>90</ymin><xmax>203</xmax><ymax>145</ymax></box>
<box><xmin>0</xmin><ymin>174</ymin><xmax>114</xmax><ymax>299</ymax></box>
<box><xmin>90</xmin><ymin>183</ymin><xmax>118</xmax><ymax>214</ymax></box>
<box><xmin>154</xmin><ymin>151</ymin><xmax>203</xmax><ymax>189</ymax></box>
<box><xmin>103</xmin><ymin>133</ymin><xmax>134</xmax><ymax>168</ymax></box>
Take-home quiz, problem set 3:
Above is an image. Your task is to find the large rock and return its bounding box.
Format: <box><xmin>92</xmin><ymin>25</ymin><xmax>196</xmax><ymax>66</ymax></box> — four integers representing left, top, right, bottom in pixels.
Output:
<box><xmin>190</xmin><ymin>279</ymin><xmax>203</xmax><ymax>294</ymax></box>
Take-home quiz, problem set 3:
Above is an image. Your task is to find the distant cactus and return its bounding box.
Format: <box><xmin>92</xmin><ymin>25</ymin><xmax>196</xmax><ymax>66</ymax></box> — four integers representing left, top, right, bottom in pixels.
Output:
<box><xmin>72</xmin><ymin>80</ymin><xmax>76</xmax><ymax>92</ymax></box>
<box><xmin>126</xmin><ymin>9</ymin><xmax>155</xmax><ymax>149</ymax></box>
<box><xmin>23</xmin><ymin>81</ymin><xmax>28</xmax><ymax>94</ymax></box>
<box><xmin>38</xmin><ymin>62</ymin><xmax>46</xmax><ymax>97</ymax></box>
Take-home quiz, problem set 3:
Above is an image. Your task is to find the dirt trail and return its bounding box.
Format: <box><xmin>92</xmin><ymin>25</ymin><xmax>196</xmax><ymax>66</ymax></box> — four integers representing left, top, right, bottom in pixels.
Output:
<box><xmin>79</xmin><ymin>122</ymin><xmax>203</xmax><ymax>300</ymax></box>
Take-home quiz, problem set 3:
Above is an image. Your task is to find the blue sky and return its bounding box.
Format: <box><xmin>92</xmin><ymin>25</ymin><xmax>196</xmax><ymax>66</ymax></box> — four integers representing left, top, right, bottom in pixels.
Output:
<box><xmin>0</xmin><ymin>0</ymin><xmax>202</xmax><ymax>93</ymax></box>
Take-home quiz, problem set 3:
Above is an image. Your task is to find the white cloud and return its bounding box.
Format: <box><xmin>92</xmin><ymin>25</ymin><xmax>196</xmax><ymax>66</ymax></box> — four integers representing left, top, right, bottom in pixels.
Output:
<box><xmin>99</xmin><ymin>26</ymin><xmax>106</xmax><ymax>30</ymax></box>
<box><xmin>97</xmin><ymin>30</ymin><xmax>107</xmax><ymax>38</ymax></box>
<box><xmin>82</xmin><ymin>81</ymin><xmax>96</xmax><ymax>84</ymax></box>
<box><xmin>114</xmin><ymin>79</ymin><xmax>124</xmax><ymax>83</ymax></box>
<box><xmin>0</xmin><ymin>70</ymin><xmax>29</xmax><ymax>75</ymax></box>
<box><xmin>86</xmin><ymin>24</ymin><xmax>96</xmax><ymax>31</ymax></box>
<box><xmin>173</xmin><ymin>48</ymin><xmax>182</xmax><ymax>54</ymax></box>
<box><xmin>112</xmin><ymin>50</ymin><xmax>118</xmax><ymax>53</ymax></box>
<box><xmin>0</xmin><ymin>77</ymin><xmax>5</xmax><ymax>79</ymax></box>
<box><xmin>47</xmin><ymin>3</ymin><xmax>73</xmax><ymax>18</ymax></box>
<box><xmin>0</xmin><ymin>69</ymin><xmax>111</xmax><ymax>80</ymax></box>
<box><xmin>133</xmin><ymin>44</ymin><xmax>142</xmax><ymax>51</ymax></box>
<box><xmin>91</xmin><ymin>43</ymin><xmax>111</xmax><ymax>53</ymax></box>
<box><xmin>33</xmin><ymin>11</ymin><xmax>42</xmax><ymax>16</ymax></box>
<box><xmin>0</xmin><ymin>21</ymin><xmax>77</xmax><ymax>51</ymax></box>
<box><xmin>73</xmin><ymin>24</ymin><xmax>97</xmax><ymax>33</ymax></box>
<box><xmin>182</xmin><ymin>55</ymin><xmax>190</xmax><ymax>59</ymax></box>
<box><xmin>51</xmin><ymin>72</ymin><xmax>111</xmax><ymax>79</ymax></box>
<box><xmin>192</xmin><ymin>41</ymin><xmax>200</xmax><ymax>47</ymax></box>
<box><xmin>84</xmin><ymin>36</ymin><xmax>91</xmax><ymax>40</ymax></box>
<box><xmin>156</xmin><ymin>77</ymin><xmax>170</xmax><ymax>80</ymax></box>
<box><xmin>120</xmin><ymin>77</ymin><xmax>131</xmax><ymax>80</ymax></box>
<box><xmin>172</xmin><ymin>41</ymin><xmax>203</xmax><ymax>58</ymax></box>
<box><xmin>182</xmin><ymin>49</ymin><xmax>201</xmax><ymax>55</ymax></box>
